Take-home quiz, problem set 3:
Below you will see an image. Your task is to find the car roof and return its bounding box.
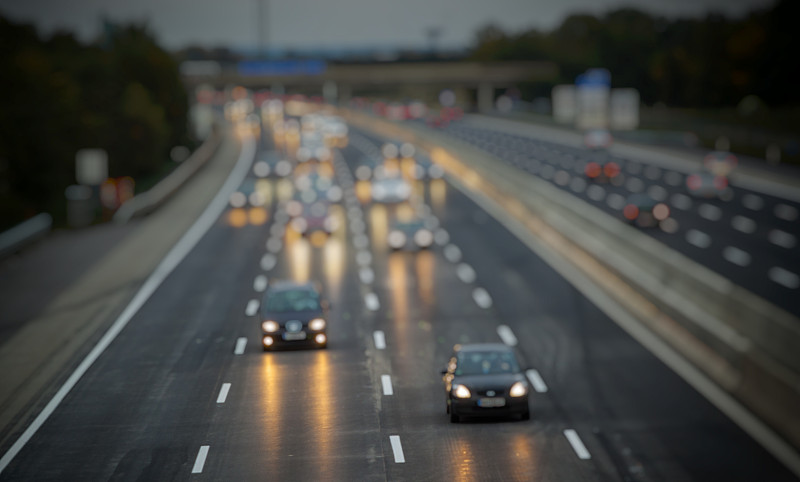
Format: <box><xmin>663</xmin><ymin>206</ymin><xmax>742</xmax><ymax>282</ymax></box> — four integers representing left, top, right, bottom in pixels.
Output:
<box><xmin>266</xmin><ymin>280</ymin><xmax>319</xmax><ymax>294</ymax></box>
<box><xmin>454</xmin><ymin>343</ymin><xmax>513</xmax><ymax>353</ymax></box>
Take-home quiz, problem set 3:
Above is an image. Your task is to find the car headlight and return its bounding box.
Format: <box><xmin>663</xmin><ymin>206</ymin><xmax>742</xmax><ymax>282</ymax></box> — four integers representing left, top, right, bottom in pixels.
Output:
<box><xmin>262</xmin><ymin>320</ymin><xmax>279</xmax><ymax>333</ymax></box>
<box><xmin>388</xmin><ymin>230</ymin><xmax>407</xmax><ymax>248</ymax></box>
<box><xmin>452</xmin><ymin>384</ymin><xmax>471</xmax><ymax>399</ymax></box>
<box><xmin>309</xmin><ymin>318</ymin><xmax>326</xmax><ymax>331</ymax></box>
<box><xmin>509</xmin><ymin>381</ymin><xmax>528</xmax><ymax>397</ymax></box>
<box><xmin>414</xmin><ymin>229</ymin><xmax>433</xmax><ymax>247</ymax></box>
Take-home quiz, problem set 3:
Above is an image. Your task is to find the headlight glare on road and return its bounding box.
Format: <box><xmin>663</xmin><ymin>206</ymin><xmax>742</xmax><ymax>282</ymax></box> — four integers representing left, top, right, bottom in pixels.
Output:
<box><xmin>510</xmin><ymin>381</ymin><xmax>528</xmax><ymax>397</ymax></box>
<box><xmin>453</xmin><ymin>384</ymin><xmax>471</xmax><ymax>399</ymax></box>
<box><xmin>262</xmin><ymin>320</ymin><xmax>279</xmax><ymax>333</ymax></box>
<box><xmin>309</xmin><ymin>318</ymin><xmax>326</xmax><ymax>331</ymax></box>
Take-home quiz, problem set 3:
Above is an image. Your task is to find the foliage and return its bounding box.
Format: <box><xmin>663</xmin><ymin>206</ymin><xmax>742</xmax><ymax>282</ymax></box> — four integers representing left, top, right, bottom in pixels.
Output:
<box><xmin>0</xmin><ymin>17</ymin><xmax>188</xmax><ymax>229</ymax></box>
<box><xmin>468</xmin><ymin>0</ymin><xmax>799</xmax><ymax>109</ymax></box>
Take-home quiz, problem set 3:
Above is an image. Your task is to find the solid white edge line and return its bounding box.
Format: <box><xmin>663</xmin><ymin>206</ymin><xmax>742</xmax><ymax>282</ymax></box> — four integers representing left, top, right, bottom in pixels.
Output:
<box><xmin>526</xmin><ymin>369</ymin><xmax>548</xmax><ymax>393</ymax></box>
<box><xmin>217</xmin><ymin>383</ymin><xmax>231</xmax><ymax>404</ymax></box>
<box><xmin>373</xmin><ymin>331</ymin><xmax>386</xmax><ymax>350</ymax></box>
<box><xmin>444</xmin><ymin>165</ymin><xmax>800</xmax><ymax>477</ymax></box>
<box><xmin>0</xmin><ymin>134</ymin><xmax>256</xmax><ymax>475</ymax></box>
<box><xmin>381</xmin><ymin>374</ymin><xmax>394</xmax><ymax>396</ymax></box>
<box><xmin>234</xmin><ymin>337</ymin><xmax>247</xmax><ymax>355</ymax></box>
<box><xmin>389</xmin><ymin>435</ymin><xmax>405</xmax><ymax>463</ymax></box>
<box><xmin>497</xmin><ymin>325</ymin><xmax>518</xmax><ymax>346</ymax></box>
<box><xmin>192</xmin><ymin>445</ymin><xmax>210</xmax><ymax>473</ymax></box>
<box><xmin>564</xmin><ymin>429</ymin><xmax>591</xmax><ymax>460</ymax></box>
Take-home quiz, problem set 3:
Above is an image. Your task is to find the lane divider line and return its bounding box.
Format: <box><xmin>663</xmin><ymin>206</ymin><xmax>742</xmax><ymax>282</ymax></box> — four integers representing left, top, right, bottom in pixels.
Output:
<box><xmin>0</xmin><ymin>133</ymin><xmax>257</xmax><ymax>475</ymax></box>
<box><xmin>374</xmin><ymin>331</ymin><xmax>386</xmax><ymax>350</ymax></box>
<box><xmin>245</xmin><ymin>299</ymin><xmax>260</xmax><ymax>316</ymax></box>
<box><xmin>381</xmin><ymin>375</ymin><xmax>394</xmax><ymax>395</ymax></box>
<box><xmin>234</xmin><ymin>337</ymin><xmax>247</xmax><ymax>355</ymax></box>
<box><xmin>216</xmin><ymin>383</ymin><xmax>231</xmax><ymax>404</ymax></box>
<box><xmin>365</xmin><ymin>292</ymin><xmax>380</xmax><ymax>311</ymax></box>
<box><xmin>260</xmin><ymin>253</ymin><xmax>276</xmax><ymax>271</ymax></box>
<box><xmin>497</xmin><ymin>325</ymin><xmax>518</xmax><ymax>346</ymax></box>
<box><xmin>192</xmin><ymin>445</ymin><xmax>210</xmax><ymax>473</ymax></box>
<box><xmin>253</xmin><ymin>275</ymin><xmax>268</xmax><ymax>292</ymax></box>
<box><xmin>526</xmin><ymin>369</ymin><xmax>548</xmax><ymax>393</ymax></box>
<box><xmin>389</xmin><ymin>435</ymin><xmax>405</xmax><ymax>463</ymax></box>
<box><xmin>456</xmin><ymin>263</ymin><xmax>477</xmax><ymax>284</ymax></box>
<box><xmin>472</xmin><ymin>288</ymin><xmax>493</xmax><ymax>309</ymax></box>
<box><xmin>564</xmin><ymin>429</ymin><xmax>591</xmax><ymax>460</ymax></box>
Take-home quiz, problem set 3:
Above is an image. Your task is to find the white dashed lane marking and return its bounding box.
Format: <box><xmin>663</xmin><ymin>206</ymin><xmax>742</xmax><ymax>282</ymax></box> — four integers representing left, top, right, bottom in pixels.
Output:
<box><xmin>234</xmin><ymin>337</ymin><xmax>247</xmax><ymax>355</ymax></box>
<box><xmin>365</xmin><ymin>292</ymin><xmax>380</xmax><ymax>311</ymax></box>
<box><xmin>774</xmin><ymin>204</ymin><xmax>798</xmax><ymax>221</ymax></box>
<box><xmin>731</xmin><ymin>215</ymin><xmax>756</xmax><ymax>234</ymax></box>
<box><xmin>253</xmin><ymin>275</ymin><xmax>268</xmax><ymax>292</ymax></box>
<box><xmin>698</xmin><ymin>203</ymin><xmax>722</xmax><ymax>221</ymax></box>
<box><xmin>216</xmin><ymin>383</ymin><xmax>231</xmax><ymax>404</ymax></box>
<box><xmin>768</xmin><ymin>230</ymin><xmax>796</xmax><ymax>249</ymax></box>
<box><xmin>359</xmin><ymin>267</ymin><xmax>375</xmax><ymax>285</ymax></box>
<box><xmin>260</xmin><ymin>253</ymin><xmax>277</xmax><ymax>271</ymax></box>
<box><xmin>497</xmin><ymin>325</ymin><xmax>518</xmax><ymax>346</ymax></box>
<box><xmin>245</xmin><ymin>299</ymin><xmax>260</xmax><ymax>316</ymax></box>
<box><xmin>768</xmin><ymin>267</ymin><xmax>800</xmax><ymax>289</ymax></box>
<box><xmin>670</xmin><ymin>193</ymin><xmax>693</xmax><ymax>211</ymax></box>
<box><xmin>192</xmin><ymin>446</ymin><xmax>210</xmax><ymax>474</ymax></box>
<box><xmin>472</xmin><ymin>288</ymin><xmax>493</xmax><ymax>309</ymax></box>
<box><xmin>742</xmin><ymin>194</ymin><xmax>764</xmax><ymax>211</ymax></box>
<box><xmin>526</xmin><ymin>369</ymin><xmax>548</xmax><ymax>393</ymax></box>
<box><xmin>389</xmin><ymin>436</ymin><xmax>406</xmax><ymax>463</ymax></box>
<box><xmin>444</xmin><ymin>244</ymin><xmax>462</xmax><ymax>263</ymax></box>
<box><xmin>686</xmin><ymin>229</ymin><xmax>712</xmax><ymax>248</ymax></box>
<box><xmin>456</xmin><ymin>263</ymin><xmax>477</xmax><ymax>284</ymax></box>
<box><xmin>564</xmin><ymin>430</ymin><xmax>591</xmax><ymax>460</ymax></box>
<box><xmin>373</xmin><ymin>331</ymin><xmax>386</xmax><ymax>350</ymax></box>
<box><xmin>381</xmin><ymin>375</ymin><xmax>394</xmax><ymax>396</ymax></box>
<box><xmin>722</xmin><ymin>247</ymin><xmax>751</xmax><ymax>267</ymax></box>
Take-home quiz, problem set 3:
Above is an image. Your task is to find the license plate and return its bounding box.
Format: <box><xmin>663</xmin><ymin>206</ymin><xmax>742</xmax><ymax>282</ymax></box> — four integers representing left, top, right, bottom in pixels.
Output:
<box><xmin>283</xmin><ymin>332</ymin><xmax>306</xmax><ymax>341</ymax></box>
<box><xmin>478</xmin><ymin>397</ymin><xmax>506</xmax><ymax>408</ymax></box>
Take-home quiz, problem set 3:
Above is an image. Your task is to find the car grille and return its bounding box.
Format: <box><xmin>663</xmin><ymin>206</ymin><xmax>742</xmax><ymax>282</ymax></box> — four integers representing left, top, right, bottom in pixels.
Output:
<box><xmin>285</xmin><ymin>320</ymin><xmax>303</xmax><ymax>333</ymax></box>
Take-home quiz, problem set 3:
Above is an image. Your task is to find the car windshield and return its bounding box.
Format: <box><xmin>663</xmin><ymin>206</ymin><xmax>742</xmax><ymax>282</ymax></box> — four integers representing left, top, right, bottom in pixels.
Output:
<box><xmin>265</xmin><ymin>289</ymin><xmax>320</xmax><ymax>313</ymax></box>
<box><xmin>455</xmin><ymin>351</ymin><xmax>520</xmax><ymax>376</ymax></box>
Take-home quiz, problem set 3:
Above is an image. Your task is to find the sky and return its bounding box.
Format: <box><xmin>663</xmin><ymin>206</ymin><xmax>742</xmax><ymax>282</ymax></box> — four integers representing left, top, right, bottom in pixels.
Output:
<box><xmin>0</xmin><ymin>0</ymin><xmax>775</xmax><ymax>51</ymax></box>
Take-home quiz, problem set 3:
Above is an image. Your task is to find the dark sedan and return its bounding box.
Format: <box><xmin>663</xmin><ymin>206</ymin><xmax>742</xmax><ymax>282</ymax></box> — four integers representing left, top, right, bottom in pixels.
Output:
<box><xmin>260</xmin><ymin>281</ymin><xmax>328</xmax><ymax>350</ymax></box>
<box><xmin>442</xmin><ymin>343</ymin><xmax>530</xmax><ymax>422</ymax></box>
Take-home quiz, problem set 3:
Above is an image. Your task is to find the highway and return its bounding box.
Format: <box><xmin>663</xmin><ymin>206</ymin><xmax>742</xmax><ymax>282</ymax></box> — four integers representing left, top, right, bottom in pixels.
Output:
<box><xmin>435</xmin><ymin>117</ymin><xmax>800</xmax><ymax>314</ymax></box>
<box><xmin>0</xmin><ymin>118</ymin><xmax>797</xmax><ymax>481</ymax></box>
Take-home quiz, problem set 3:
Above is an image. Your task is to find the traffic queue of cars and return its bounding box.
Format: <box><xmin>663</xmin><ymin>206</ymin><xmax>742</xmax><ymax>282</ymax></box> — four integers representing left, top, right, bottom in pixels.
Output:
<box><xmin>581</xmin><ymin>129</ymin><xmax>738</xmax><ymax>228</ymax></box>
<box><xmin>246</xmin><ymin>97</ymin><xmax>533</xmax><ymax>424</ymax></box>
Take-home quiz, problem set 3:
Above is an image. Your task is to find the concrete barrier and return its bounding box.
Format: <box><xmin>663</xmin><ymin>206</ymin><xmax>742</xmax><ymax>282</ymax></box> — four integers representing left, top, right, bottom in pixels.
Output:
<box><xmin>113</xmin><ymin>123</ymin><xmax>222</xmax><ymax>223</ymax></box>
<box><xmin>0</xmin><ymin>213</ymin><xmax>53</xmax><ymax>259</ymax></box>
<box><xmin>340</xmin><ymin>108</ymin><xmax>800</xmax><ymax>450</ymax></box>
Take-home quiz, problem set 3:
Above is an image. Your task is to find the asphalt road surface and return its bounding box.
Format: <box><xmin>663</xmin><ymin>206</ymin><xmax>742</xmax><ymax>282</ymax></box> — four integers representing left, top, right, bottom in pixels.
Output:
<box><xmin>1</xmin><ymin>122</ymin><xmax>796</xmax><ymax>481</ymax></box>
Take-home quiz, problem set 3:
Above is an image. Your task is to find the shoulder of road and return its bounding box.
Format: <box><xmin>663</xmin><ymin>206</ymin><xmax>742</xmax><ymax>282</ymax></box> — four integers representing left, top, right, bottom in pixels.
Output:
<box><xmin>0</xmin><ymin>123</ymin><xmax>242</xmax><ymax>452</ymax></box>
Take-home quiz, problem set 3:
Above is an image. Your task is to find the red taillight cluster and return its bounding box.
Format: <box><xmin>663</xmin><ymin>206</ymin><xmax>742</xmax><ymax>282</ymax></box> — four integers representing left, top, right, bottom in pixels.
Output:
<box><xmin>585</xmin><ymin>162</ymin><xmax>601</xmax><ymax>178</ymax></box>
<box><xmin>623</xmin><ymin>204</ymin><xmax>639</xmax><ymax>220</ymax></box>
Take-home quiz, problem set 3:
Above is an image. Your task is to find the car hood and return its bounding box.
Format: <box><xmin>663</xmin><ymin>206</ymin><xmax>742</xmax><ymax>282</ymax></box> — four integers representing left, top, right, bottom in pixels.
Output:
<box><xmin>263</xmin><ymin>310</ymin><xmax>324</xmax><ymax>324</ymax></box>
<box><xmin>453</xmin><ymin>373</ymin><xmax>525</xmax><ymax>390</ymax></box>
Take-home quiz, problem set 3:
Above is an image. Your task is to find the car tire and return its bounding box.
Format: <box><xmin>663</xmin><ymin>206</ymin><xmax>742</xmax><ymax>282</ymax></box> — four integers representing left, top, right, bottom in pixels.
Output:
<box><xmin>520</xmin><ymin>410</ymin><xmax>530</xmax><ymax>421</ymax></box>
<box><xmin>450</xmin><ymin>412</ymin><xmax>459</xmax><ymax>423</ymax></box>
<box><xmin>446</xmin><ymin>401</ymin><xmax>450</xmax><ymax>414</ymax></box>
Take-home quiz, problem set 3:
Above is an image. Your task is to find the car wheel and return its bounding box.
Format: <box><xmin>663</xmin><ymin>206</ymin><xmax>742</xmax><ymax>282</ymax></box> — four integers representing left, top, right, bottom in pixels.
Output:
<box><xmin>520</xmin><ymin>410</ymin><xmax>530</xmax><ymax>421</ymax></box>
<box><xmin>450</xmin><ymin>412</ymin><xmax>459</xmax><ymax>423</ymax></box>
<box><xmin>446</xmin><ymin>401</ymin><xmax>450</xmax><ymax>414</ymax></box>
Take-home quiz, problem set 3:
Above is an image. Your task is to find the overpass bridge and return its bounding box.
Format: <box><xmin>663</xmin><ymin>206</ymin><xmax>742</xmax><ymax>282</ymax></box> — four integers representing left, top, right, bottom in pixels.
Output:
<box><xmin>181</xmin><ymin>59</ymin><xmax>558</xmax><ymax>111</ymax></box>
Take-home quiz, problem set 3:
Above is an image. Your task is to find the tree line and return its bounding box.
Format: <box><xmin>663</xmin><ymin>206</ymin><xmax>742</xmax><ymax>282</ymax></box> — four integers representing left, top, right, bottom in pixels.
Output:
<box><xmin>0</xmin><ymin>17</ymin><xmax>189</xmax><ymax>230</ymax></box>
<box><xmin>469</xmin><ymin>0</ymin><xmax>798</xmax><ymax>109</ymax></box>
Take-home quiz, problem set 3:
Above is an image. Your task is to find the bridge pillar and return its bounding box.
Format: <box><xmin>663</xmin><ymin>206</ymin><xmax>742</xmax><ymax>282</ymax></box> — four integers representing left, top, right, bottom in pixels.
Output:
<box><xmin>477</xmin><ymin>83</ymin><xmax>495</xmax><ymax>113</ymax></box>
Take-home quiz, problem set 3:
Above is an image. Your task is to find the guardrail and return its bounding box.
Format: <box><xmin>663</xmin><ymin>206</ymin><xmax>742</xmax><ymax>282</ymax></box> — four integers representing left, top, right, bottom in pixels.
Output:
<box><xmin>113</xmin><ymin>123</ymin><xmax>223</xmax><ymax>223</ymax></box>
<box><xmin>0</xmin><ymin>213</ymin><xmax>53</xmax><ymax>259</ymax></box>
<box><xmin>340</xmin><ymin>108</ymin><xmax>800</xmax><ymax>450</ymax></box>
